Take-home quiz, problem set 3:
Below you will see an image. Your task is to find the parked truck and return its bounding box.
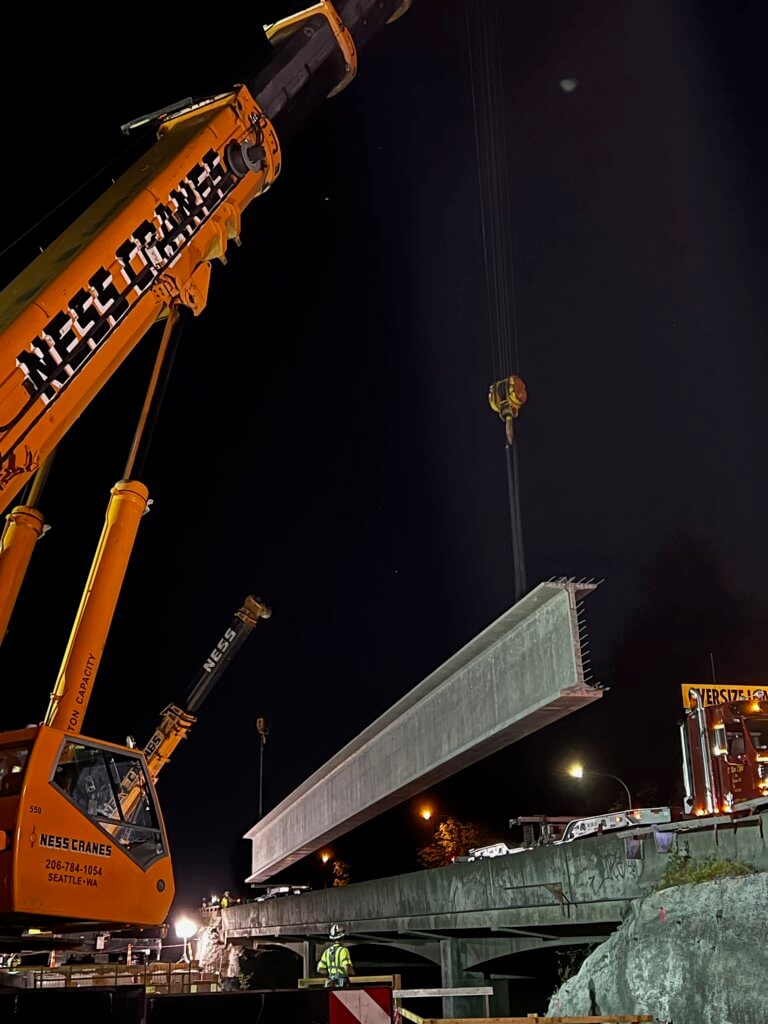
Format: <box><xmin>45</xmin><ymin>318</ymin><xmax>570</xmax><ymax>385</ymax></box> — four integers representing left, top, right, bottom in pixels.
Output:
<box><xmin>469</xmin><ymin>683</ymin><xmax>768</xmax><ymax>860</ymax></box>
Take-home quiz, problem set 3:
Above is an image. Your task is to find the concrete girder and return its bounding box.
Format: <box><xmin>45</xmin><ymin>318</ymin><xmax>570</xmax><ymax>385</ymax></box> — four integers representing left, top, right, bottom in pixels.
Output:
<box><xmin>462</xmin><ymin>935</ymin><xmax>610</xmax><ymax>971</ymax></box>
<box><xmin>224</xmin><ymin>898</ymin><xmax>628</xmax><ymax>941</ymax></box>
<box><xmin>351</xmin><ymin>938</ymin><xmax>442</xmax><ymax>965</ymax></box>
<box><xmin>245</xmin><ymin>581</ymin><xmax>601</xmax><ymax>881</ymax></box>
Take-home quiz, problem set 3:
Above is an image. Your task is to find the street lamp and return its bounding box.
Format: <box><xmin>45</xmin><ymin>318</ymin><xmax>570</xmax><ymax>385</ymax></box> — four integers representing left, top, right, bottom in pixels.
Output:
<box><xmin>175</xmin><ymin>916</ymin><xmax>198</xmax><ymax>963</ymax></box>
<box><xmin>567</xmin><ymin>763</ymin><xmax>633</xmax><ymax>810</ymax></box>
<box><xmin>320</xmin><ymin>850</ymin><xmax>333</xmax><ymax>888</ymax></box>
<box><xmin>256</xmin><ymin>716</ymin><xmax>269</xmax><ymax>819</ymax></box>
<box><xmin>418</xmin><ymin>806</ymin><xmax>433</xmax><ymax>822</ymax></box>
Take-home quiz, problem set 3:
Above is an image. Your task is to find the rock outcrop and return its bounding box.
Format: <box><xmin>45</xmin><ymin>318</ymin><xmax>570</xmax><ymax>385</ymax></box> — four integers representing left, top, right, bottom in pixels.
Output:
<box><xmin>196</xmin><ymin>919</ymin><xmax>242</xmax><ymax>979</ymax></box>
<box><xmin>547</xmin><ymin>871</ymin><xmax>767</xmax><ymax>1024</ymax></box>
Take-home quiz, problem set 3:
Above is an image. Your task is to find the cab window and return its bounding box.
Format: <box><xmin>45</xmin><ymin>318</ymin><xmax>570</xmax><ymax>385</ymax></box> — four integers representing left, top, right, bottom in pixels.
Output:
<box><xmin>52</xmin><ymin>740</ymin><xmax>165</xmax><ymax>869</ymax></box>
<box><xmin>746</xmin><ymin>717</ymin><xmax>768</xmax><ymax>752</ymax></box>
<box><xmin>0</xmin><ymin>745</ymin><xmax>30</xmax><ymax>797</ymax></box>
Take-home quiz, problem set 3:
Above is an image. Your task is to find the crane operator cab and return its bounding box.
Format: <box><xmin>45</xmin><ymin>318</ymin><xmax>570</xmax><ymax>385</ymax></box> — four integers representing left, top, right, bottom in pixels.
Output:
<box><xmin>0</xmin><ymin>725</ymin><xmax>173</xmax><ymax>931</ymax></box>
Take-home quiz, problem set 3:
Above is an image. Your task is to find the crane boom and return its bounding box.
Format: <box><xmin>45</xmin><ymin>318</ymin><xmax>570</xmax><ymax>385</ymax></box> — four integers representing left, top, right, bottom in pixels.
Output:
<box><xmin>0</xmin><ymin>0</ymin><xmax>408</xmax><ymax>517</ymax></box>
<box><xmin>142</xmin><ymin>595</ymin><xmax>271</xmax><ymax>782</ymax></box>
<box><xmin>0</xmin><ymin>0</ymin><xmax>411</xmax><ymax>936</ymax></box>
<box><xmin>107</xmin><ymin>596</ymin><xmax>270</xmax><ymax>826</ymax></box>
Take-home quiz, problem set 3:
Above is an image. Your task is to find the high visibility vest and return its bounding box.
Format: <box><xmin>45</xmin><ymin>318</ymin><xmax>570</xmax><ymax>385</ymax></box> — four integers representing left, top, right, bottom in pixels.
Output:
<box><xmin>318</xmin><ymin>943</ymin><xmax>352</xmax><ymax>977</ymax></box>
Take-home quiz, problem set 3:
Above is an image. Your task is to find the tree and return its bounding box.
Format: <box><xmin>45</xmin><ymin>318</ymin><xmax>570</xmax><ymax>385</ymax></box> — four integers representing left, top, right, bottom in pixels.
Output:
<box><xmin>332</xmin><ymin>859</ymin><xmax>351</xmax><ymax>886</ymax></box>
<box><xmin>417</xmin><ymin>816</ymin><xmax>485</xmax><ymax>868</ymax></box>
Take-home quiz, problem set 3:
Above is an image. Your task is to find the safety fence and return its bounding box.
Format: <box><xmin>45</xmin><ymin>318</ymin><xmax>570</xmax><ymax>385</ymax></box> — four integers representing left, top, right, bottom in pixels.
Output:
<box><xmin>0</xmin><ymin>961</ymin><xmax>218</xmax><ymax>993</ymax></box>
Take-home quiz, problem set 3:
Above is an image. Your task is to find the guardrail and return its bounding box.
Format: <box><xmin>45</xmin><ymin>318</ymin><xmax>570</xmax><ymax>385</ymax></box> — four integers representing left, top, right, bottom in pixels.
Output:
<box><xmin>299</xmin><ymin>973</ymin><xmax>402</xmax><ymax>990</ymax></box>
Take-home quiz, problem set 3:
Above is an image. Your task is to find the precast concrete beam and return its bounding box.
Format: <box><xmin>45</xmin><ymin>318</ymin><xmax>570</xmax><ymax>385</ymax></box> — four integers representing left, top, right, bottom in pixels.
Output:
<box><xmin>245</xmin><ymin>581</ymin><xmax>601</xmax><ymax>882</ymax></box>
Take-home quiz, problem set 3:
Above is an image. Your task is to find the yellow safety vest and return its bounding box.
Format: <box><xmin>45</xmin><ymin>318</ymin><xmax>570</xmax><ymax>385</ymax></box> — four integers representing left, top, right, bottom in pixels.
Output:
<box><xmin>318</xmin><ymin>943</ymin><xmax>352</xmax><ymax>977</ymax></box>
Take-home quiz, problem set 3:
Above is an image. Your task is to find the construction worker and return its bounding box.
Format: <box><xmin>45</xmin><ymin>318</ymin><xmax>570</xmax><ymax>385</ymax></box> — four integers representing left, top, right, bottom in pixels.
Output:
<box><xmin>317</xmin><ymin>924</ymin><xmax>354</xmax><ymax>989</ymax></box>
<box><xmin>220</xmin><ymin>890</ymin><xmax>231</xmax><ymax>908</ymax></box>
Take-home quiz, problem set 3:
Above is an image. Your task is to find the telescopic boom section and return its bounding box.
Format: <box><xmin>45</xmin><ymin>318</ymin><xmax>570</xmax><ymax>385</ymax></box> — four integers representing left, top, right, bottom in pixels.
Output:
<box><xmin>0</xmin><ymin>92</ymin><xmax>280</xmax><ymax>516</ymax></box>
<box><xmin>0</xmin><ymin>0</ymin><xmax>409</xmax><ymax>519</ymax></box>
<box><xmin>98</xmin><ymin>596</ymin><xmax>269</xmax><ymax>826</ymax></box>
<box><xmin>142</xmin><ymin>595</ymin><xmax>270</xmax><ymax>782</ymax></box>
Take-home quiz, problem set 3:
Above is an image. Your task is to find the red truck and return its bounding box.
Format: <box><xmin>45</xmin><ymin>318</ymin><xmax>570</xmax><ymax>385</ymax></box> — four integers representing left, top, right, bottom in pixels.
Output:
<box><xmin>468</xmin><ymin>683</ymin><xmax>768</xmax><ymax>859</ymax></box>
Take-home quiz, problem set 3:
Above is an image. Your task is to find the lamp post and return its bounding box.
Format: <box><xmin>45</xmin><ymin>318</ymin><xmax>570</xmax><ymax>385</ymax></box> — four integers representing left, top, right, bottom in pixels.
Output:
<box><xmin>320</xmin><ymin>850</ymin><xmax>332</xmax><ymax>888</ymax></box>
<box><xmin>568</xmin><ymin>763</ymin><xmax>633</xmax><ymax>810</ymax></box>
<box><xmin>175</xmin><ymin>916</ymin><xmax>198</xmax><ymax>964</ymax></box>
<box><xmin>256</xmin><ymin>716</ymin><xmax>269</xmax><ymax>819</ymax></box>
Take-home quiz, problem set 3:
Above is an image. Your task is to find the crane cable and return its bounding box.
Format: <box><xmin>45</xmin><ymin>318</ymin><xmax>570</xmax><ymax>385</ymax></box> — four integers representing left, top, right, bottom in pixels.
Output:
<box><xmin>465</xmin><ymin>0</ymin><xmax>527</xmax><ymax>600</ymax></box>
<box><xmin>0</xmin><ymin>124</ymin><xmax>155</xmax><ymax>265</ymax></box>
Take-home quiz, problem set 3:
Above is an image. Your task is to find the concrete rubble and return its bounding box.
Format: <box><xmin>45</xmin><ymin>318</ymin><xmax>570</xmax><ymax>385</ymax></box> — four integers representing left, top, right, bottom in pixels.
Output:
<box><xmin>547</xmin><ymin>870</ymin><xmax>768</xmax><ymax>1024</ymax></box>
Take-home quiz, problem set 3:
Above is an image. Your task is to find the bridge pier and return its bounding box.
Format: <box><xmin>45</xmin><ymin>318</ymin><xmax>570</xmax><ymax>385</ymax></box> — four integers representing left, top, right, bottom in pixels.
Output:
<box><xmin>440</xmin><ymin>939</ymin><xmax>485</xmax><ymax>1018</ymax></box>
<box><xmin>300</xmin><ymin>939</ymin><xmax>317</xmax><ymax>979</ymax></box>
<box><xmin>490</xmin><ymin>978</ymin><xmax>511</xmax><ymax>1016</ymax></box>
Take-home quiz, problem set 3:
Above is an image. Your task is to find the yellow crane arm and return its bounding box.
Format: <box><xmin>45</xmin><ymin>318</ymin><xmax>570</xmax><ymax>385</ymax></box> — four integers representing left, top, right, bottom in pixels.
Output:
<box><xmin>110</xmin><ymin>597</ymin><xmax>270</xmax><ymax>821</ymax></box>
<box><xmin>0</xmin><ymin>88</ymin><xmax>281</xmax><ymax>516</ymax></box>
<box><xmin>0</xmin><ymin>0</ymin><xmax>410</xmax><ymax>523</ymax></box>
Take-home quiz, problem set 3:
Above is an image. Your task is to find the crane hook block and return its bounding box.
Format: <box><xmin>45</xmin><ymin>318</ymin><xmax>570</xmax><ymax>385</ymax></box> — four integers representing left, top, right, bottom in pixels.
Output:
<box><xmin>489</xmin><ymin>375</ymin><xmax>527</xmax><ymax>443</ymax></box>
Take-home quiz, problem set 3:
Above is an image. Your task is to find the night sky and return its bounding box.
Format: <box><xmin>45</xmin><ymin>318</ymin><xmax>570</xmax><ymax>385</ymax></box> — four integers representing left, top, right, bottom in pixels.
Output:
<box><xmin>2</xmin><ymin>1</ymin><xmax>768</xmax><ymax>912</ymax></box>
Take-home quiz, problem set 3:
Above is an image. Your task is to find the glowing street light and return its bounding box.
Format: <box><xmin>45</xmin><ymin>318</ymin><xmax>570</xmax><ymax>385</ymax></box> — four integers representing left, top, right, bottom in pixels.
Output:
<box><xmin>319</xmin><ymin>850</ymin><xmax>333</xmax><ymax>889</ymax></box>
<box><xmin>567</xmin><ymin>763</ymin><xmax>633</xmax><ymax>809</ymax></box>
<box><xmin>175</xmin><ymin>916</ymin><xmax>198</xmax><ymax>963</ymax></box>
<box><xmin>419</xmin><ymin>806</ymin><xmax>433</xmax><ymax>821</ymax></box>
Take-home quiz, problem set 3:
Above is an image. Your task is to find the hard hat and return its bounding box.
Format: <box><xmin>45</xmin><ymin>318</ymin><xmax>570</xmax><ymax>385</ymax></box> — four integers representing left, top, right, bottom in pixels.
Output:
<box><xmin>329</xmin><ymin>923</ymin><xmax>346</xmax><ymax>940</ymax></box>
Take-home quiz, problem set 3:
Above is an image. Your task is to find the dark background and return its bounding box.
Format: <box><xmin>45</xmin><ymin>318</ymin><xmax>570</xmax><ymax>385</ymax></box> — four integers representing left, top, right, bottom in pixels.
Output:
<box><xmin>1</xmin><ymin>0</ymin><xmax>768</xmax><ymax>911</ymax></box>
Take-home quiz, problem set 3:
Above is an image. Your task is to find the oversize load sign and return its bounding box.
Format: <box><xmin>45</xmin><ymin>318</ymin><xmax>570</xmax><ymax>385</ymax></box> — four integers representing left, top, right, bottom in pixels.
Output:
<box><xmin>681</xmin><ymin>684</ymin><xmax>767</xmax><ymax>708</ymax></box>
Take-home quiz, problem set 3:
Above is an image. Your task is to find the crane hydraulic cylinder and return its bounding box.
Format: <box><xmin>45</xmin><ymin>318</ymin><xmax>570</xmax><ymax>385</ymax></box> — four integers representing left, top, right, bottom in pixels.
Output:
<box><xmin>44</xmin><ymin>480</ymin><xmax>149</xmax><ymax>733</ymax></box>
<box><xmin>0</xmin><ymin>506</ymin><xmax>45</xmax><ymax>642</ymax></box>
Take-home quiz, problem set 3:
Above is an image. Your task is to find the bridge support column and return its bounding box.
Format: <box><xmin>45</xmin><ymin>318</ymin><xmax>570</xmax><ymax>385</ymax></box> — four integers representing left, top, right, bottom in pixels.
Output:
<box><xmin>490</xmin><ymin>978</ymin><xmax>511</xmax><ymax>1016</ymax></box>
<box><xmin>440</xmin><ymin>938</ymin><xmax>484</xmax><ymax>1018</ymax></box>
<box><xmin>301</xmin><ymin>939</ymin><xmax>318</xmax><ymax>979</ymax></box>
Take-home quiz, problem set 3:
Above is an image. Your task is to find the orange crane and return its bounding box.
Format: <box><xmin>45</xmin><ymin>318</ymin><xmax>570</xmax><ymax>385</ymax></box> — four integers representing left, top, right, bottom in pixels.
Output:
<box><xmin>0</xmin><ymin>0</ymin><xmax>411</xmax><ymax>935</ymax></box>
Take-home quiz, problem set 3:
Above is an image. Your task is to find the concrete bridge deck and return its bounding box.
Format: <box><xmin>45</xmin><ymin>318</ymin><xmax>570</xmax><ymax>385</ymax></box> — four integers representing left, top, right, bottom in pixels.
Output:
<box><xmin>230</xmin><ymin>813</ymin><xmax>768</xmax><ymax>942</ymax></box>
<box><xmin>223</xmin><ymin>812</ymin><xmax>768</xmax><ymax>1013</ymax></box>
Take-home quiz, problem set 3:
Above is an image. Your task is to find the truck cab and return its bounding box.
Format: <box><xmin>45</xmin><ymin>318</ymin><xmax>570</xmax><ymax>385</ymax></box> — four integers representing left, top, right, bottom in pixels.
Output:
<box><xmin>682</xmin><ymin>691</ymin><xmax>768</xmax><ymax>815</ymax></box>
